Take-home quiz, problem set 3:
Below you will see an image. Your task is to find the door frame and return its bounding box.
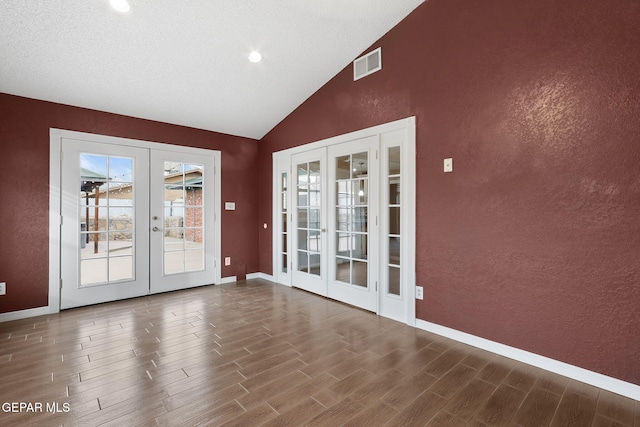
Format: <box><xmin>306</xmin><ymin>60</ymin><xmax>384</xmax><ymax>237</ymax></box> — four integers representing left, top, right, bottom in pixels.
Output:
<box><xmin>272</xmin><ymin>117</ymin><xmax>416</xmax><ymax>326</ymax></box>
<box><xmin>48</xmin><ymin>128</ymin><xmax>222</xmax><ymax>313</ymax></box>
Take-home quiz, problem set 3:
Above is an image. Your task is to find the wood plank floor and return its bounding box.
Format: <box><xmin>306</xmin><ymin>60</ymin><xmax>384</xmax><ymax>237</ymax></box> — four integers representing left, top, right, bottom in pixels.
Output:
<box><xmin>0</xmin><ymin>279</ymin><xmax>637</xmax><ymax>426</ymax></box>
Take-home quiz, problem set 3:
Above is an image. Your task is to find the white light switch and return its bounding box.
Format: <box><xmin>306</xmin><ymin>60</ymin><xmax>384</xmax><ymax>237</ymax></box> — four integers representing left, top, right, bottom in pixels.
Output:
<box><xmin>224</xmin><ymin>257</ymin><xmax>231</xmax><ymax>266</ymax></box>
<box><xmin>416</xmin><ymin>286</ymin><xmax>423</xmax><ymax>300</ymax></box>
<box><xmin>225</xmin><ymin>202</ymin><xmax>236</xmax><ymax>210</ymax></box>
<box><xmin>444</xmin><ymin>158</ymin><xmax>453</xmax><ymax>173</ymax></box>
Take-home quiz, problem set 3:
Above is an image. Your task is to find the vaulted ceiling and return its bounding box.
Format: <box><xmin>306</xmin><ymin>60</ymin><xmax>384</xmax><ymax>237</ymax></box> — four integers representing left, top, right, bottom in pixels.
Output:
<box><xmin>0</xmin><ymin>1</ymin><xmax>425</xmax><ymax>139</ymax></box>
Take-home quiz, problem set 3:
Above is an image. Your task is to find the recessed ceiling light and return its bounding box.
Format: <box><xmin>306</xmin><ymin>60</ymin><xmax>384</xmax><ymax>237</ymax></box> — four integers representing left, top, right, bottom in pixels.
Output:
<box><xmin>110</xmin><ymin>0</ymin><xmax>131</xmax><ymax>13</ymax></box>
<box><xmin>248</xmin><ymin>51</ymin><xmax>262</xmax><ymax>63</ymax></box>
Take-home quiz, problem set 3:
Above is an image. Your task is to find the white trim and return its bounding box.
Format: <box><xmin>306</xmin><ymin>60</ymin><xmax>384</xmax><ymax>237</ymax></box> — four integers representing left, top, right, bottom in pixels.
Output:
<box><xmin>416</xmin><ymin>319</ymin><xmax>640</xmax><ymax>401</ymax></box>
<box><xmin>404</xmin><ymin>121</ymin><xmax>417</xmax><ymax>327</ymax></box>
<box><xmin>219</xmin><ymin>276</ymin><xmax>237</xmax><ymax>284</ymax></box>
<box><xmin>214</xmin><ymin>153</ymin><xmax>222</xmax><ymax>285</ymax></box>
<box><xmin>274</xmin><ymin>117</ymin><xmax>414</xmax><ymax>157</ymax></box>
<box><xmin>0</xmin><ymin>306</ymin><xmax>51</xmax><ymax>323</ymax></box>
<box><xmin>246</xmin><ymin>272</ymin><xmax>275</xmax><ymax>282</ymax></box>
<box><xmin>48</xmin><ymin>129</ymin><xmax>62</xmax><ymax>314</ymax></box>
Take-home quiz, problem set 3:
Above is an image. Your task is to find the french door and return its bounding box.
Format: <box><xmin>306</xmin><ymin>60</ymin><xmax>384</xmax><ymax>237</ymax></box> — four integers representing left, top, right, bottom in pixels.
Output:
<box><xmin>59</xmin><ymin>137</ymin><xmax>217</xmax><ymax>309</ymax></box>
<box><xmin>327</xmin><ymin>137</ymin><xmax>379</xmax><ymax>312</ymax></box>
<box><xmin>60</xmin><ymin>139</ymin><xmax>150</xmax><ymax>308</ymax></box>
<box><xmin>275</xmin><ymin>118</ymin><xmax>415</xmax><ymax>324</ymax></box>
<box><xmin>291</xmin><ymin>148</ymin><xmax>327</xmax><ymax>296</ymax></box>
<box><xmin>149</xmin><ymin>149</ymin><xmax>215</xmax><ymax>294</ymax></box>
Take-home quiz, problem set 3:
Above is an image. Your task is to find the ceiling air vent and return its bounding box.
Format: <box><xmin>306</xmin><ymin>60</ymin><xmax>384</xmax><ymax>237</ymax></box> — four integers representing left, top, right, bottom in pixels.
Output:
<box><xmin>353</xmin><ymin>47</ymin><xmax>382</xmax><ymax>81</ymax></box>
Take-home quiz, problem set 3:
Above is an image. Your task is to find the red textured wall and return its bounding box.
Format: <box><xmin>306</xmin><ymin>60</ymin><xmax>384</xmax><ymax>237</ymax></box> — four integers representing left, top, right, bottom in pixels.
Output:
<box><xmin>258</xmin><ymin>0</ymin><xmax>640</xmax><ymax>385</ymax></box>
<box><xmin>0</xmin><ymin>93</ymin><xmax>259</xmax><ymax>313</ymax></box>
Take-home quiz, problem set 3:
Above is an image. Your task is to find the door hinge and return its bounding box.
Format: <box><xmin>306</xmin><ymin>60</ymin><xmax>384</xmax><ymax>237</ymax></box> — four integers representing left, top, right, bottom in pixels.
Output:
<box><xmin>60</xmin><ymin>279</ymin><xmax>63</xmax><ymax>289</ymax></box>
<box><xmin>375</xmin><ymin>281</ymin><xmax>378</xmax><ymax>291</ymax></box>
<box><xmin>376</xmin><ymin>150</ymin><xmax>378</xmax><ymax>160</ymax></box>
<box><xmin>60</xmin><ymin>215</ymin><xmax>63</xmax><ymax>226</ymax></box>
<box><xmin>375</xmin><ymin>216</ymin><xmax>378</xmax><ymax>226</ymax></box>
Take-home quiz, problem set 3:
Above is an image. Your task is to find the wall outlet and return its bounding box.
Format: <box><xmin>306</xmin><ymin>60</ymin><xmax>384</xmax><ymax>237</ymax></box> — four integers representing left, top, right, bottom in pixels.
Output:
<box><xmin>415</xmin><ymin>286</ymin><xmax>423</xmax><ymax>300</ymax></box>
<box><xmin>224</xmin><ymin>257</ymin><xmax>231</xmax><ymax>266</ymax></box>
<box><xmin>444</xmin><ymin>158</ymin><xmax>453</xmax><ymax>173</ymax></box>
<box><xmin>0</xmin><ymin>282</ymin><xmax>6</xmax><ymax>296</ymax></box>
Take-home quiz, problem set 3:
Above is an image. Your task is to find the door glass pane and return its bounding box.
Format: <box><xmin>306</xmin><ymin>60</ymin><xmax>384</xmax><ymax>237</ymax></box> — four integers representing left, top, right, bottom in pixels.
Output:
<box><xmin>336</xmin><ymin>155</ymin><xmax>350</xmax><ymax>180</ymax></box>
<box><xmin>389</xmin><ymin>180</ymin><xmax>401</xmax><ymax>205</ymax></box>
<box><xmin>298</xmin><ymin>163</ymin><xmax>308</xmax><ymax>185</ymax></box>
<box><xmin>297</xmin><ymin>229</ymin><xmax>308</xmax><ymax>250</ymax></box>
<box><xmin>352</xmin><ymin>152</ymin><xmax>368</xmax><ymax>177</ymax></box>
<box><xmin>353</xmin><ymin>180</ymin><xmax>368</xmax><ymax>205</ymax></box>
<box><xmin>298</xmin><ymin>208</ymin><xmax>308</xmax><ymax>228</ymax></box>
<box><xmin>308</xmin><ymin>229</ymin><xmax>321</xmax><ymax>252</ymax></box>
<box><xmin>185</xmin><ymin>249</ymin><xmax>204</xmax><ymax>271</ymax></box>
<box><xmin>165</xmin><ymin>252</ymin><xmax>185</xmax><ymax>275</ymax></box>
<box><xmin>389</xmin><ymin>146</ymin><xmax>401</xmax><ymax>175</ymax></box>
<box><xmin>336</xmin><ymin>258</ymin><xmax>350</xmax><ymax>283</ymax></box>
<box><xmin>352</xmin><ymin>207</ymin><xmax>367</xmax><ymax>232</ymax></box>
<box><xmin>336</xmin><ymin>181</ymin><xmax>350</xmax><ymax>206</ymax></box>
<box><xmin>81</xmin><ymin>259</ymin><xmax>108</xmax><ymax>285</ymax></box>
<box><xmin>389</xmin><ymin>266</ymin><xmax>400</xmax><ymax>296</ymax></box>
<box><xmin>80</xmin><ymin>153</ymin><xmax>135</xmax><ymax>286</ymax></box>
<box><xmin>352</xmin><ymin>260</ymin><xmax>367</xmax><ymax>287</ymax></box>
<box><xmin>309</xmin><ymin>208</ymin><xmax>320</xmax><ymax>229</ymax></box>
<box><xmin>389</xmin><ymin>236</ymin><xmax>400</xmax><ymax>265</ymax></box>
<box><xmin>109</xmin><ymin>256</ymin><xmax>133</xmax><ymax>282</ymax></box>
<box><xmin>298</xmin><ymin>250</ymin><xmax>308</xmax><ymax>273</ymax></box>
<box><xmin>389</xmin><ymin>207</ymin><xmax>401</xmax><ymax>235</ymax></box>
<box><xmin>337</xmin><ymin>208</ymin><xmax>350</xmax><ymax>231</ymax></box>
<box><xmin>309</xmin><ymin>254</ymin><xmax>321</xmax><ymax>276</ymax></box>
<box><xmin>352</xmin><ymin>234</ymin><xmax>368</xmax><ymax>260</ymax></box>
<box><xmin>162</xmin><ymin>161</ymin><xmax>205</xmax><ymax>275</ymax></box>
<box><xmin>336</xmin><ymin>232</ymin><xmax>350</xmax><ymax>257</ymax></box>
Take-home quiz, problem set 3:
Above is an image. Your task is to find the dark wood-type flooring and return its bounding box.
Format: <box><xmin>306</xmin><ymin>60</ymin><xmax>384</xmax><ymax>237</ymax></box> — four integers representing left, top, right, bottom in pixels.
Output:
<box><xmin>0</xmin><ymin>279</ymin><xmax>637</xmax><ymax>426</ymax></box>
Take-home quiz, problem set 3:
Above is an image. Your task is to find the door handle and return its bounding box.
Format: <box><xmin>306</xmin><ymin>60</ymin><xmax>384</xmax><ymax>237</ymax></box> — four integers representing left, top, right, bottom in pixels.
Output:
<box><xmin>321</xmin><ymin>228</ymin><xmax>326</xmax><ymax>232</ymax></box>
<box><xmin>152</xmin><ymin>226</ymin><xmax>160</xmax><ymax>232</ymax></box>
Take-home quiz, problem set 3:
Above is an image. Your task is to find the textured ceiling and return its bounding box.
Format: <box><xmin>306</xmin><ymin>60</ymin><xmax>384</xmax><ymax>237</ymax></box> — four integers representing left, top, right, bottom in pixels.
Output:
<box><xmin>0</xmin><ymin>0</ymin><xmax>424</xmax><ymax>139</ymax></box>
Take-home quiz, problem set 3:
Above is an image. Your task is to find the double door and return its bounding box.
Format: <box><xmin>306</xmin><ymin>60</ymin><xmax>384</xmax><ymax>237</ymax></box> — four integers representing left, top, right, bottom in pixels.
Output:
<box><xmin>275</xmin><ymin>122</ymin><xmax>413</xmax><ymax>323</ymax></box>
<box><xmin>59</xmin><ymin>138</ymin><xmax>217</xmax><ymax>309</ymax></box>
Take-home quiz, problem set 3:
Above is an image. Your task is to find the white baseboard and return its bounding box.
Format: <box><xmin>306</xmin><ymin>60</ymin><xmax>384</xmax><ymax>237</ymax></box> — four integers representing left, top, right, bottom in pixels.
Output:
<box><xmin>246</xmin><ymin>272</ymin><xmax>275</xmax><ymax>282</ymax></box>
<box><xmin>0</xmin><ymin>306</ymin><xmax>52</xmax><ymax>323</ymax></box>
<box><xmin>416</xmin><ymin>319</ymin><xmax>640</xmax><ymax>401</ymax></box>
<box><xmin>219</xmin><ymin>276</ymin><xmax>237</xmax><ymax>284</ymax></box>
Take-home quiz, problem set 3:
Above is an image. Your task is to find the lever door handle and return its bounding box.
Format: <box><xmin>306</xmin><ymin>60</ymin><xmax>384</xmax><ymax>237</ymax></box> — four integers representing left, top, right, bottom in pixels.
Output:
<box><xmin>152</xmin><ymin>226</ymin><xmax>160</xmax><ymax>232</ymax></box>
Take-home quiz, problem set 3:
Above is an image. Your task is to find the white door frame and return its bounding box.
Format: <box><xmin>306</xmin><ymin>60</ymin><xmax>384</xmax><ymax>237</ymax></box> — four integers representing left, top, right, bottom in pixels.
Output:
<box><xmin>48</xmin><ymin>128</ymin><xmax>222</xmax><ymax>313</ymax></box>
<box><xmin>272</xmin><ymin>117</ymin><xmax>416</xmax><ymax>326</ymax></box>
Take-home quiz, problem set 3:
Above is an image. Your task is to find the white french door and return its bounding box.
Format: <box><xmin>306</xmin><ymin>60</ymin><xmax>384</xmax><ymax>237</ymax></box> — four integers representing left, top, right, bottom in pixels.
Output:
<box><xmin>60</xmin><ymin>139</ymin><xmax>150</xmax><ymax>309</ymax></box>
<box><xmin>58</xmin><ymin>135</ymin><xmax>218</xmax><ymax>310</ymax></box>
<box><xmin>273</xmin><ymin>118</ymin><xmax>415</xmax><ymax>324</ymax></box>
<box><xmin>149</xmin><ymin>149</ymin><xmax>215</xmax><ymax>294</ymax></box>
<box><xmin>327</xmin><ymin>137</ymin><xmax>379</xmax><ymax>312</ymax></box>
<box><xmin>291</xmin><ymin>148</ymin><xmax>327</xmax><ymax>296</ymax></box>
